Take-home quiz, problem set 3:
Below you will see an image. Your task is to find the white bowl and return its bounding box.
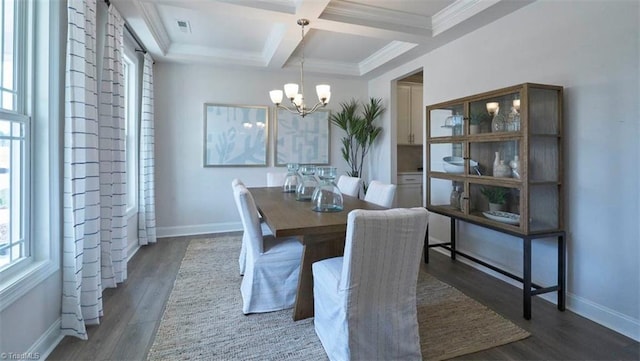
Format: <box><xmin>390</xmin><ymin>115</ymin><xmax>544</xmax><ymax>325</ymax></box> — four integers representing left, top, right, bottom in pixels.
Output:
<box><xmin>443</xmin><ymin>156</ymin><xmax>478</xmax><ymax>174</ymax></box>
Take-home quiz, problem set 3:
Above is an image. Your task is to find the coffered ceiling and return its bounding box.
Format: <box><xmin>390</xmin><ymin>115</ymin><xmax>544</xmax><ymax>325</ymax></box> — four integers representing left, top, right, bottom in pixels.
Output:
<box><xmin>112</xmin><ymin>0</ymin><xmax>533</xmax><ymax>79</ymax></box>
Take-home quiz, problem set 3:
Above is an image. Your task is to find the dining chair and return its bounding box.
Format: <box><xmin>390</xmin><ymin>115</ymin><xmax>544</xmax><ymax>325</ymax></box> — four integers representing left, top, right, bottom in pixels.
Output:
<box><xmin>231</xmin><ymin>179</ymin><xmax>272</xmax><ymax>276</ymax></box>
<box><xmin>336</xmin><ymin>175</ymin><xmax>362</xmax><ymax>198</ymax></box>
<box><xmin>267</xmin><ymin>172</ymin><xmax>287</xmax><ymax>187</ymax></box>
<box><xmin>234</xmin><ymin>185</ymin><xmax>303</xmax><ymax>314</ymax></box>
<box><xmin>363</xmin><ymin>180</ymin><xmax>397</xmax><ymax>208</ymax></box>
<box><xmin>312</xmin><ymin>207</ymin><xmax>429</xmax><ymax>361</ymax></box>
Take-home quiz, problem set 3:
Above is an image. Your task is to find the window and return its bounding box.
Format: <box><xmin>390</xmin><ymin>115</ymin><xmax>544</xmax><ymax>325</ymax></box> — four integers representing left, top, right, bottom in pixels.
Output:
<box><xmin>0</xmin><ymin>0</ymin><xmax>28</xmax><ymax>270</ymax></box>
<box><xmin>0</xmin><ymin>0</ymin><xmax>60</xmax><ymax>309</ymax></box>
<box><xmin>123</xmin><ymin>51</ymin><xmax>138</xmax><ymax>216</ymax></box>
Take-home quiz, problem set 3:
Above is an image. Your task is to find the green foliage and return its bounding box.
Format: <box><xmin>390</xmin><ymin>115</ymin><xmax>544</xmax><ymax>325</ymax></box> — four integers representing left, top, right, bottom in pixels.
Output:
<box><xmin>470</xmin><ymin>111</ymin><xmax>491</xmax><ymax>125</ymax></box>
<box><xmin>330</xmin><ymin>98</ymin><xmax>385</xmax><ymax>178</ymax></box>
<box><xmin>480</xmin><ymin>186</ymin><xmax>508</xmax><ymax>204</ymax></box>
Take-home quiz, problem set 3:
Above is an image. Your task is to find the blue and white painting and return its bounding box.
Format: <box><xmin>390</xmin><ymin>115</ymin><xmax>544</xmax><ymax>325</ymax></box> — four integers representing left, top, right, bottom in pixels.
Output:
<box><xmin>204</xmin><ymin>104</ymin><xmax>268</xmax><ymax>166</ymax></box>
<box><xmin>276</xmin><ymin>109</ymin><xmax>330</xmax><ymax>166</ymax></box>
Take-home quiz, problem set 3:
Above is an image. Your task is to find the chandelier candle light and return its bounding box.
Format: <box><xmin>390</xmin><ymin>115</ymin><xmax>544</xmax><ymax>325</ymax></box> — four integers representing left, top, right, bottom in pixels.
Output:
<box><xmin>269</xmin><ymin>19</ymin><xmax>331</xmax><ymax>117</ymax></box>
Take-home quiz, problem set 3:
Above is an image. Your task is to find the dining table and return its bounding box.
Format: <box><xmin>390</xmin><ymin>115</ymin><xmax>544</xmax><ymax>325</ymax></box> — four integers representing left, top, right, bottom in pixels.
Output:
<box><xmin>249</xmin><ymin>186</ymin><xmax>386</xmax><ymax>321</ymax></box>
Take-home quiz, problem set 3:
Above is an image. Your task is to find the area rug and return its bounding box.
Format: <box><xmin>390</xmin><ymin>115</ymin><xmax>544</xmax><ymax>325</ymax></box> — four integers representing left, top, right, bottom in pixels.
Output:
<box><xmin>147</xmin><ymin>236</ymin><xmax>529</xmax><ymax>360</ymax></box>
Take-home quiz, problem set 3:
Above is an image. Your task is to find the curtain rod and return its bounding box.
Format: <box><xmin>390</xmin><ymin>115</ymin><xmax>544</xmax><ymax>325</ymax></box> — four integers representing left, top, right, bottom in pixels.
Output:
<box><xmin>104</xmin><ymin>0</ymin><xmax>148</xmax><ymax>54</ymax></box>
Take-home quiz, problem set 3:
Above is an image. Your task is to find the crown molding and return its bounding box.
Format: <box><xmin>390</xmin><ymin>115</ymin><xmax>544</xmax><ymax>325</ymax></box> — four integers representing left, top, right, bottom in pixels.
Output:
<box><xmin>359</xmin><ymin>41</ymin><xmax>417</xmax><ymax>75</ymax></box>
<box><xmin>133</xmin><ymin>0</ymin><xmax>171</xmax><ymax>55</ymax></box>
<box><xmin>432</xmin><ymin>0</ymin><xmax>500</xmax><ymax>37</ymax></box>
<box><xmin>322</xmin><ymin>0</ymin><xmax>429</xmax><ymax>31</ymax></box>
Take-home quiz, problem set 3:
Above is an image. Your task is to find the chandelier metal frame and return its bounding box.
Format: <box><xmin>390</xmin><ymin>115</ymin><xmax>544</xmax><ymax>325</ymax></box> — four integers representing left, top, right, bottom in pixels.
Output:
<box><xmin>269</xmin><ymin>19</ymin><xmax>331</xmax><ymax>118</ymax></box>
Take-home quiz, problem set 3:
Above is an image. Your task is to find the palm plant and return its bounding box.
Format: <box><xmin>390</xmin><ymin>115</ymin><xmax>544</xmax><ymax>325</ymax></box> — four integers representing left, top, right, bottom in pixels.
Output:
<box><xmin>330</xmin><ymin>98</ymin><xmax>384</xmax><ymax>178</ymax></box>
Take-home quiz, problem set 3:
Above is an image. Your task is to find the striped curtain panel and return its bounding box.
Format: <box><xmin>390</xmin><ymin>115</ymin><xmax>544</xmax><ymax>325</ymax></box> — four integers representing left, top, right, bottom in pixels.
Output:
<box><xmin>98</xmin><ymin>4</ymin><xmax>127</xmax><ymax>287</ymax></box>
<box><xmin>62</xmin><ymin>0</ymin><xmax>128</xmax><ymax>339</ymax></box>
<box><xmin>138</xmin><ymin>53</ymin><xmax>157</xmax><ymax>245</ymax></box>
<box><xmin>62</xmin><ymin>0</ymin><xmax>100</xmax><ymax>339</ymax></box>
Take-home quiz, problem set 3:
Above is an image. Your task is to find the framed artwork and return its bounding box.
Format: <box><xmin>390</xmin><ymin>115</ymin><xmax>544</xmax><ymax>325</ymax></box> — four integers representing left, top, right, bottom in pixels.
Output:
<box><xmin>203</xmin><ymin>103</ymin><xmax>268</xmax><ymax>167</ymax></box>
<box><xmin>275</xmin><ymin>109</ymin><xmax>330</xmax><ymax>166</ymax></box>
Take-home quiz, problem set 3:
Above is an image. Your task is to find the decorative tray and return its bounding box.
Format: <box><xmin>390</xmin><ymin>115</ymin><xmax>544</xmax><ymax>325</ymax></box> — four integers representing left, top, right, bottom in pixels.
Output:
<box><xmin>482</xmin><ymin>211</ymin><xmax>520</xmax><ymax>225</ymax></box>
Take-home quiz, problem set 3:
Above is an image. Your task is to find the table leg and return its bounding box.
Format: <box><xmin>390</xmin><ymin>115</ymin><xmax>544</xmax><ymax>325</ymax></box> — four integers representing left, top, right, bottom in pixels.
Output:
<box><xmin>293</xmin><ymin>233</ymin><xmax>345</xmax><ymax>321</ymax></box>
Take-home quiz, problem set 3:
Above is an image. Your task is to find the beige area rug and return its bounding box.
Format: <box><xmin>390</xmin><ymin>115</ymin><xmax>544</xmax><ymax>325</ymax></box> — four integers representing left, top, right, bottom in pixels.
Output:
<box><xmin>147</xmin><ymin>236</ymin><xmax>529</xmax><ymax>360</ymax></box>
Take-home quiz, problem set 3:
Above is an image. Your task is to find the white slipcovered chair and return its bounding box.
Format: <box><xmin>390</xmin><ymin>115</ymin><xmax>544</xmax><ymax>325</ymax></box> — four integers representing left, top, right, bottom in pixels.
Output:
<box><xmin>234</xmin><ymin>185</ymin><xmax>303</xmax><ymax>314</ymax></box>
<box><xmin>363</xmin><ymin>180</ymin><xmax>397</xmax><ymax>208</ymax></box>
<box><xmin>336</xmin><ymin>175</ymin><xmax>362</xmax><ymax>198</ymax></box>
<box><xmin>267</xmin><ymin>172</ymin><xmax>287</xmax><ymax>187</ymax></box>
<box><xmin>231</xmin><ymin>179</ymin><xmax>272</xmax><ymax>276</ymax></box>
<box><xmin>313</xmin><ymin>208</ymin><xmax>429</xmax><ymax>361</ymax></box>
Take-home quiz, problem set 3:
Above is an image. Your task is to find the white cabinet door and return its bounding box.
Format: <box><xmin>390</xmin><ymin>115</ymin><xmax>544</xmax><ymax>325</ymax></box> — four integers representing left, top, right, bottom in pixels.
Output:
<box><xmin>397</xmin><ymin>83</ymin><xmax>423</xmax><ymax>145</ymax></box>
<box><xmin>396</xmin><ymin>184</ymin><xmax>422</xmax><ymax>208</ymax></box>
<box><xmin>410</xmin><ymin>85</ymin><xmax>423</xmax><ymax>145</ymax></box>
<box><xmin>397</xmin><ymin>85</ymin><xmax>412</xmax><ymax>145</ymax></box>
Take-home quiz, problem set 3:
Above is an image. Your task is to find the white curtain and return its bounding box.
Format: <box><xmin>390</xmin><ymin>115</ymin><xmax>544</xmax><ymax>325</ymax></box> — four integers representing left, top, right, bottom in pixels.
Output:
<box><xmin>98</xmin><ymin>4</ymin><xmax>127</xmax><ymax>286</ymax></box>
<box><xmin>138</xmin><ymin>53</ymin><xmax>157</xmax><ymax>245</ymax></box>
<box><xmin>62</xmin><ymin>0</ymin><xmax>128</xmax><ymax>339</ymax></box>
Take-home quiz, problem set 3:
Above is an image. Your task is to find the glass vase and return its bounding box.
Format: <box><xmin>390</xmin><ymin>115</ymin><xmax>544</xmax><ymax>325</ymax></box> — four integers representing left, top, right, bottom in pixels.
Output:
<box><xmin>296</xmin><ymin>165</ymin><xmax>318</xmax><ymax>201</ymax></box>
<box><xmin>311</xmin><ymin>167</ymin><xmax>343</xmax><ymax>212</ymax></box>
<box><xmin>283</xmin><ymin>163</ymin><xmax>301</xmax><ymax>193</ymax></box>
<box><xmin>491</xmin><ymin>107</ymin><xmax>506</xmax><ymax>132</ymax></box>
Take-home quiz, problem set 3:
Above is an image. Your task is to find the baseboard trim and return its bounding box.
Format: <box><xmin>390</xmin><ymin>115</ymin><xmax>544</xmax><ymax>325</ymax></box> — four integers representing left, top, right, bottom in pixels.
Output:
<box><xmin>30</xmin><ymin>318</ymin><xmax>64</xmax><ymax>360</ymax></box>
<box><xmin>127</xmin><ymin>238</ymin><xmax>140</xmax><ymax>263</ymax></box>
<box><xmin>156</xmin><ymin>222</ymin><xmax>242</xmax><ymax>238</ymax></box>
<box><xmin>567</xmin><ymin>291</ymin><xmax>640</xmax><ymax>341</ymax></box>
<box><xmin>428</xmin><ymin>237</ymin><xmax>640</xmax><ymax>342</ymax></box>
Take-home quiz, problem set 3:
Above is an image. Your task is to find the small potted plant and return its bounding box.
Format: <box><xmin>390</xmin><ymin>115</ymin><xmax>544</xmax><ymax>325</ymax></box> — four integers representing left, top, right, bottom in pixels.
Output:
<box><xmin>480</xmin><ymin>186</ymin><xmax>508</xmax><ymax>211</ymax></box>
<box><xmin>470</xmin><ymin>111</ymin><xmax>490</xmax><ymax>134</ymax></box>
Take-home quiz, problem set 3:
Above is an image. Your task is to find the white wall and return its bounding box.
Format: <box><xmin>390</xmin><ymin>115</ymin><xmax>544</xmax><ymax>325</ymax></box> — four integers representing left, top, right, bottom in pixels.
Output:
<box><xmin>370</xmin><ymin>0</ymin><xmax>639</xmax><ymax>340</ymax></box>
<box><xmin>153</xmin><ymin>64</ymin><xmax>368</xmax><ymax>237</ymax></box>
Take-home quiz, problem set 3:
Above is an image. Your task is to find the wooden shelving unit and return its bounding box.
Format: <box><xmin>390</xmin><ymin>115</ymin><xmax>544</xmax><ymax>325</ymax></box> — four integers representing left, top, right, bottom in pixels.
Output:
<box><xmin>425</xmin><ymin>83</ymin><xmax>566</xmax><ymax>319</ymax></box>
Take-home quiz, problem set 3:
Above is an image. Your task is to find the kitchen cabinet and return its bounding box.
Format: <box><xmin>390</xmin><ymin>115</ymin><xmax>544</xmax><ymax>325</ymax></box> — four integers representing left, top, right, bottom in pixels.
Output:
<box><xmin>396</xmin><ymin>173</ymin><xmax>422</xmax><ymax>207</ymax></box>
<box><xmin>397</xmin><ymin>83</ymin><xmax>423</xmax><ymax>145</ymax></box>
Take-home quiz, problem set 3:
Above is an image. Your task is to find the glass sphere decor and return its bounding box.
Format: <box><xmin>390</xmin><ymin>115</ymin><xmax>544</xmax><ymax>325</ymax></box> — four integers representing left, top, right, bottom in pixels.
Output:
<box><xmin>283</xmin><ymin>163</ymin><xmax>302</xmax><ymax>193</ymax></box>
<box><xmin>311</xmin><ymin>167</ymin><xmax>344</xmax><ymax>212</ymax></box>
<box><xmin>296</xmin><ymin>165</ymin><xmax>318</xmax><ymax>201</ymax></box>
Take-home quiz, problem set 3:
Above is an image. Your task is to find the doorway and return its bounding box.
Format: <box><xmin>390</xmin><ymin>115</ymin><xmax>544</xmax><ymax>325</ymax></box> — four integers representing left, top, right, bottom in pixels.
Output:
<box><xmin>395</xmin><ymin>70</ymin><xmax>423</xmax><ymax>208</ymax></box>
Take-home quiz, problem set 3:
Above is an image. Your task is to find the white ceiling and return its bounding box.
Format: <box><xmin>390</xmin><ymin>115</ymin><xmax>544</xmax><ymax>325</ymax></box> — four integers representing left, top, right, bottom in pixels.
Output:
<box><xmin>112</xmin><ymin>0</ymin><xmax>534</xmax><ymax>79</ymax></box>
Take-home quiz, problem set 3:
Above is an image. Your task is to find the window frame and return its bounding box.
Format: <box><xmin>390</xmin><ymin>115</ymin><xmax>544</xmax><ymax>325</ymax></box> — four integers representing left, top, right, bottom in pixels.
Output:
<box><xmin>123</xmin><ymin>47</ymin><xmax>139</xmax><ymax>218</ymax></box>
<box><xmin>0</xmin><ymin>0</ymin><xmax>61</xmax><ymax>311</ymax></box>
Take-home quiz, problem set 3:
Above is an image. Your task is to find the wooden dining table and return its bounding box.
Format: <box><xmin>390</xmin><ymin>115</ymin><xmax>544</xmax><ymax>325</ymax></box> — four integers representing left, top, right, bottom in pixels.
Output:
<box><xmin>249</xmin><ymin>186</ymin><xmax>386</xmax><ymax>320</ymax></box>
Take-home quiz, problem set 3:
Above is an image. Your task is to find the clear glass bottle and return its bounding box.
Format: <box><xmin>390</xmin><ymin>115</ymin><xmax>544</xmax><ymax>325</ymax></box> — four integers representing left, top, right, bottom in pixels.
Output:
<box><xmin>296</xmin><ymin>164</ymin><xmax>318</xmax><ymax>201</ymax></box>
<box><xmin>311</xmin><ymin>167</ymin><xmax>343</xmax><ymax>212</ymax></box>
<box><xmin>490</xmin><ymin>106</ymin><xmax>506</xmax><ymax>132</ymax></box>
<box><xmin>283</xmin><ymin>163</ymin><xmax>301</xmax><ymax>193</ymax></box>
<box><xmin>506</xmin><ymin>106</ymin><xmax>520</xmax><ymax>132</ymax></box>
<box><xmin>449</xmin><ymin>184</ymin><xmax>460</xmax><ymax>209</ymax></box>
<box><xmin>509</xmin><ymin>155</ymin><xmax>521</xmax><ymax>179</ymax></box>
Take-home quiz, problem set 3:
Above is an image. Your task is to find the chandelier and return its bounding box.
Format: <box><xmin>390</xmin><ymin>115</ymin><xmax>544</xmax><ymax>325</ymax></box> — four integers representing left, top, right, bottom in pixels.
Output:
<box><xmin>269</xmin><ymin>19</ymin><xmax>331</xmax><ymax>117</ymax></box>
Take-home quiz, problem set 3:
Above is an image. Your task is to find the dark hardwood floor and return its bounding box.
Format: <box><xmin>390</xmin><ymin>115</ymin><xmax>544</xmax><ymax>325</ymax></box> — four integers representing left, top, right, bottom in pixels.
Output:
<box><xmin>48</xmin><ymin>234</ymin><xmax>639</xmax><ymax>360</ymax></box>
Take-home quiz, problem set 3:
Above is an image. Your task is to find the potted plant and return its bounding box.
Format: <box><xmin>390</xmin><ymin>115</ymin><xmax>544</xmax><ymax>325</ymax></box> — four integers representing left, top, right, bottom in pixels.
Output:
<box><xmin>480</xmin><ymin>186</ymin><xmax>508</xmax><ymax>211</ymax></box>
<box><xmin>330</xmin><ymin>98</ymin><xmax>384</xmax><ymax>179</ymax></box>
<box><xmin>470</xmin><ymin>111</ymin><xmax>490</xmax><ymax>134</ymax></box>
